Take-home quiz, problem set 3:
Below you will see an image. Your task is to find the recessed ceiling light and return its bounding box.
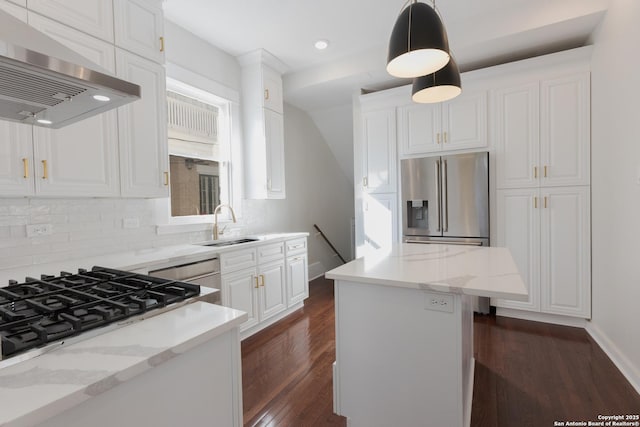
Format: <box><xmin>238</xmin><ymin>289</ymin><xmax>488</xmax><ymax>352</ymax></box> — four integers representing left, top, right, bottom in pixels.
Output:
<box><xmin>36</xmin><ymin>119</ymin><xmax>53</xmax><ymax>125</ymax></box>
<box><xmin>93</xmin><ymin>94</ymin><xmax>111</xmax><ymax>102</ymax></box>
<box><xmin>314</xmin><ymin>39</ymin><xmax>329</xmax><ymax>50</ymax></box>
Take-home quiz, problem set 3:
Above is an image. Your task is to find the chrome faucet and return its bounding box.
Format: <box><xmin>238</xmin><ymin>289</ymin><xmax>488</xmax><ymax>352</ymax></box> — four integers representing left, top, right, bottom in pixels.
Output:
<box><xmin>212</xmin><ymin>204</ymin><xmax>237</xmax><ymax>240</ymax></box>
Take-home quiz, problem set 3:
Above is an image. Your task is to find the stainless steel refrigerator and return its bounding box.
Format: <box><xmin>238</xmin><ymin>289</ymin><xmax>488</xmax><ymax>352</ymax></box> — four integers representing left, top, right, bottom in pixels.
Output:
<box><xmin>401</xmin><ymin>151</ymin><xmax>489</xmax><ymax>246</ymax></box>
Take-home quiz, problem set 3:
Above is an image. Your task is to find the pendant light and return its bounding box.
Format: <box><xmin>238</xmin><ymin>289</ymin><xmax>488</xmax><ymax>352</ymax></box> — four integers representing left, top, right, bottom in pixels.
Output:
<box><xmin>412</xmin><ymin>56</ymin><xmax>461</xmax><ymax>103</ymax></box>
<box><xmin>387</xmin><ymin>0</ymin><xmax>450</xmax><ymax>79</ymax></box>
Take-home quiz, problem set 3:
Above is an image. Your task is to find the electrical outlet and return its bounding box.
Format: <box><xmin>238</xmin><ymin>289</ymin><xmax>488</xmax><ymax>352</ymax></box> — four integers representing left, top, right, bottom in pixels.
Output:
<box><xmin>424</xmin><ymin>292</ymin><xmax>454</xmax><ymax>313</ymax></box>
<box><xmin>26</xmin><ymin>224</ymin><xmax>52</xmax><ymax>237</ymax></box>
<box><xmin>123</xmin><ymin>217</ymin><xmax>140</xmax><ymax>229</ymax></box>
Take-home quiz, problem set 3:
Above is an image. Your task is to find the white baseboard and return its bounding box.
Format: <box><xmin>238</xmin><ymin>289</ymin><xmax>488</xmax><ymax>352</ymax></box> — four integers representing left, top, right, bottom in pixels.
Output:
<box><xmin>586</xmin><ymin>322</ymin><xmax>640</xmax><ymax>395</ymax></box>
<box><xmin>308</xmin><ymin>261</ymin><xmax>326</xmax><ymax>281</ymax></box>
<box><xmin>495</xmin><ymin>307</ymin><xmax>587</xmax><ymax>328</ymax></box>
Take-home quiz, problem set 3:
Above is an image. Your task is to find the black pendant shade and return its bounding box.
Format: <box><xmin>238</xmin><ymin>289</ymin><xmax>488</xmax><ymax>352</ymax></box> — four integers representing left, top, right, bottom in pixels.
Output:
<box><xmin>412</xmin><ymin>56</ymin><xmax>461</xmax><ymax>103</ymax></box>
<box><xmin>386</xmin><ymin>2</ymin><xmax>451</xmax><ymax>78</ymax></box>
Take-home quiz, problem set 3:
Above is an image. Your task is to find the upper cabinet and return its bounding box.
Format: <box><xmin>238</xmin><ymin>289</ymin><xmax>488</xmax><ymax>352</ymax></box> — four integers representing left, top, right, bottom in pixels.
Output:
<box><xmin>398</xmin><ymin>88</ymin><xmax>487</xmax><ymax>157</ymax></box>
<box><xmin>113</xmin><ymin>0</ymin><xmax>165</xmax><ymax>63</ymax></box>
<box><xmin>361</xmin><ymin>107</ymin><xmax>397</xmax><ymax>194</ymax></box>
<box><xmin>0</xmin><ymin>122</ymin><xmax>34</xmax><ymax>196</ymax></box>
<box><xmin>28</xmin><ymin>13</ymin><xmax>119</xmax><ymax>197</ymax></box>
<box><xmin>27</xmin><ymin>0</ymin><xmax>114</xmax><ymax>42</ymax></box>
<box><xmin>540</xmin><ymin>73</ymin><xmax>590</xmax><ymax>187</ymax></box>
<box><xmin>116</xmin><ymin>49</ymin><xmax>169</xmax><ymax>198</ymax></box>
<box><xmin>495</xmin><ymin>72</ymin><xmax>590</xmax><ymax>189</ymax></box>
<box><xmin>239</xmin><ymin>50</ymin><xmax>287</xmax><ymax>199</ymax></box>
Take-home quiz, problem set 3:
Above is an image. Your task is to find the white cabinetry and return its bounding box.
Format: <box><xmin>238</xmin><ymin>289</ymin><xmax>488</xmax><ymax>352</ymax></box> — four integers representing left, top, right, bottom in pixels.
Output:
<box><xmin>495</xmin><ymin>73</ymin><xmax>590</xmax><ymax>189</ymax></box>
<box><xmin>0</xmin><ymin>14</ymin><xmax>119</xmax><ymax>197</ymax></box>
<box><xmin>28</xmin><ymin>13</ymin><xmax>119</xmax><ymax>197</ymax></box>
<box><xmin>219</xmin><ymin>241</ymin><xmax>285</xmax><ymax>334</ymax></box>
<box><xmin>286</xmin><ymin>237</ymin><xmax>308</xmax><ymax>306</ymax></box>
<box><xmin>397</xmin><ymin>89</ymin><xmax>487</xmax><ymax>157</ymax></box>
<box><xmin>116</xmin><ymin>49</ymin><xmax>169</xmax><ymax>198</ymax></box>
<box><xmin>0</xmin><ymin>123</ymin><xmax>33</xmax><ymax>195</ymax></box>
<box><xmin>539</xmin><ymin>186</ymin><xmax>590</xmax><ymax>317</ymax></box>
<box><xmin>7</xmin><ymin>0</ymin><xmax>27</xmax><ymax>7</ymax></box>
<box><xmin>361</xmin><ymin>108</ymin><xmax>397</xmax><ymax>194</ymax></box>
<box><xmin>113</xmin><ymin>0</ymin><xmax>164</xmax><ymax>63</ymax></box>
<box><xmin>354</xmin><ymin>97</ymin><xmax>400</xmax><ymax>258</ymax></box>
<box><xmin>27</xmin><ymin>0</ymin><xmax>114</xmax><ymax>42</ymax></box>
<box><xmin>362</xmin><ymin>192</ymin><xmax>398</xmax><ymax>256</ymax></box>
<box><xmin>0</xmin><ymin>0</ymin><xmax>168</xmax><ymax>199</ymax></box>
<box><xmin>220</xmin><ymin>237</ymin><xmax>308</xmax><ymax>338</ymax></box>
<box><xmin>492</xmin><ymin>55</ymin><xmax>591</xmax><ymax>320</ymax></box>
<box><xmin>495</xmin><ymin>187</ymin><xmax>590</xmax><ymax>318</ymax></box>
<box><xmin>239</xmin><ymin>50</ymin><xmax>287</xmax><ymax>199</ymax></box>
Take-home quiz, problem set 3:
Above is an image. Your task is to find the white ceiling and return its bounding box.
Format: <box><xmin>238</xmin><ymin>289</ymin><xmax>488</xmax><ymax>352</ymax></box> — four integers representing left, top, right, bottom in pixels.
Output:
<box><xmin>163</xmin><ymin>0</ymin><xmax>607</xmax><ymax>181</ymax></box>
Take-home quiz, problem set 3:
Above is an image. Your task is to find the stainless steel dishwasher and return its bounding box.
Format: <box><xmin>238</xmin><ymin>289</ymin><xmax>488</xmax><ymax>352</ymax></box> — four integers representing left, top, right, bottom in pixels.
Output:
<box><xmin>149</xmin><ymin>258</ymin><xmax>221</xmax><ymax>305</ymax></box>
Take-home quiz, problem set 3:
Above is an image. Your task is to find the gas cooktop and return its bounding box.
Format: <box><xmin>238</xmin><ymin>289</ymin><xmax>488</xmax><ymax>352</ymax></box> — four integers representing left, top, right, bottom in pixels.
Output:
<box><xmin>0</xmin><ymin>267</ymin><xmax>200</xmax><ymax>362</ymax></box>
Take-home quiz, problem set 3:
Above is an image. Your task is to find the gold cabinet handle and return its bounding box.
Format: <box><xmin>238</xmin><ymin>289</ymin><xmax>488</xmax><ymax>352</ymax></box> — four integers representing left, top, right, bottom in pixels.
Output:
<box><xmin>22</xmin><ymin>158</ymin><xmax>29</xmax><ymax>178</ymax></box>
<box><xmin>159</xmin><ymin>36</ymin><xmax>165</xmax><ymax>52</ymax></box>
<box><xmin>544</xmin><ymin>165</ymin><xmax>548</xmax><ymax>178</ymax></box>
<box><xmin>163</xmin><ymin>171</ymin><xmax>169</xmax><ymax>186</ymax></box>
<box><xmin>254</xmin><ymin>276</ymin><xmax>260</xmax><ymax>289</ymax></box>
<box><xmin>259</xmin><ymin>274</ymin><xmax>265</xmax><ymax>287</ymax></box>
<box><xmin>363</xmin><ymin>177</ymin><xmax>368</xmax><ymax>188</ymax></box>
<box><xmin>436</xmin><ymin>133</ymin><xmax>441</xmax><ymax>144</ymax></box>
<box><xmin>264</xmin><ymin>89</ymin><xmax>269</xmax><ymax>100</ymax></box>
<box><xmin>534</xmin><ymin>166</ymin><xmax>538</xmax><ymax>179</ymax></box>
<box><xmin>444</xmin><ymin>131</ymin><xmax>448</xmax><ymax>143</ymax></box>
<box><xmin>534</xmin><ymin>196</ymin><xmax>538</xmax><ymax>209</ymax></box>
<box><xmin>41</xmin><ymin>160</ymin><xmax>48</xmax><ymax>180</ymax></box>
<box><xmin>544</xmin><ymin>196</ymin><xmax>548</xmax><ymax>208</ymax></box>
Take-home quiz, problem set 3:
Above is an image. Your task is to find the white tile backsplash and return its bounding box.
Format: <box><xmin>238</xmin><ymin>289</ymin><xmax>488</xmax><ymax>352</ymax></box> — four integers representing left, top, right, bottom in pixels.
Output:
<box><xmin>0</xmin><ymin>198</ymin><xmax>204</xmax><ymax>274</ymax></box>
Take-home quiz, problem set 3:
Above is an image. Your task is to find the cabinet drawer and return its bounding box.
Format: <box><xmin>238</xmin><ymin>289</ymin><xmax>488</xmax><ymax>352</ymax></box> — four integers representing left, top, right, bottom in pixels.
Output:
<box><xmin>286</xmin><ymin>237</ymin><xmax>307</xmax><ymax>255</ymax></box>
<box><xmin>257</xmin><ymin>242</ymin><xmax>285</xmax><ymax>264</ymax></box>
<box><xmin>220</xmin><ymin>248</ymin><xmax>257</xmax><ymax>273</ymax></box>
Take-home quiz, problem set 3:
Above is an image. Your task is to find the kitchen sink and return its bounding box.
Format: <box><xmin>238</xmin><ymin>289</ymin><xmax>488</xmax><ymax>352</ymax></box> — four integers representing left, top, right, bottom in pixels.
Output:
<box><xmin>201</xmin><ymin>238</ymin><xmax>259</xmax><ymax>247</ymax></box>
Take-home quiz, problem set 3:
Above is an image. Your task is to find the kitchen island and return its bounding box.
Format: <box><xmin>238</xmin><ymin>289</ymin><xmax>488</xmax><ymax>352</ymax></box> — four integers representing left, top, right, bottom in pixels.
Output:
<box><xmin>326</xmin><ymin>243</ymin><xmax>527</xmax><ymax>427</ymax></box>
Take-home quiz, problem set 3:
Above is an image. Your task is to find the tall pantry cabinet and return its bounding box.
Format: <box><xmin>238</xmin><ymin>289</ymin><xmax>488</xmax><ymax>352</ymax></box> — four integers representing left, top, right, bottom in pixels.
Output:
<box><xmin>492</xmin><ymin>50</ymin><xmax>592</xmax><ymax>320</ymax></box>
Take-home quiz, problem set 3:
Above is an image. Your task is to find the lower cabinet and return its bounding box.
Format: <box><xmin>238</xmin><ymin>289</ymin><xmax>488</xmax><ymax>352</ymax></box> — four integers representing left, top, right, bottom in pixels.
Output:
<box><xmin>493</xmin><ymin>186</ymin><xmax>591</xmax><ymax>318</ymax></box>
<box><xmin>356</xmin><ymin>192</ymin><xmax>398</xmax><ymax>258</ymax></box>
<box><xmin>220</xmin><ymin>237</ymin><xmax>309</xmax><ymax>336</ymax></box>
<box><xmin>257</xmin><ymin>260</ymin><xmax>287</xmax><ymax>321</ymax></box>
<box><xmin>222</xmin><ymin>267</ymin><xmax>260</xmax><ymax>331</ymax></box>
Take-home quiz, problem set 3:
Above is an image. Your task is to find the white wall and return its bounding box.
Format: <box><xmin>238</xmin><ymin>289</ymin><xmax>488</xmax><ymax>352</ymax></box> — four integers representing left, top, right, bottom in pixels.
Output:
<box><xmin>243</xmin><ymin>104</ymin><xmax>354</xmax><ymax>275</ymax></box>
<box><xmin>590</xmin><ymin>0</ymin><xmax>640</xmax><ymax>391</ymax></box>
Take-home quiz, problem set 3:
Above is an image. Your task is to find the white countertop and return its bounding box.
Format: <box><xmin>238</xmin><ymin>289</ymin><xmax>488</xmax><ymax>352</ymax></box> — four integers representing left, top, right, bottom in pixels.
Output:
<box><xmin>0</xmin><ymin>232</ymin><xmax>308</xmax><ymax>285</ymax></box>
<box><xmin>0</xmin><ymin>302</ymin><xmax>247</xmax><ymax>427</ymax></box>
<box><xmin>326</xmin><ymin>244</ymin><xmax>528</xmax><ymax>300</ymax></box>
<box><xmin>0</xmin><ymin>232</ymin><xmax>306</xmax><ymax>426</ymax></box>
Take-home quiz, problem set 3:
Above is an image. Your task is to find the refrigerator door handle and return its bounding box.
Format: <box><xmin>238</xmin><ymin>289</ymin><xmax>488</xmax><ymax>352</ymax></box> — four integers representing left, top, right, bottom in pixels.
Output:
<box><xmin>435</xmin><ymin>160</ymin><xmax>441</xmax><ymax>232</ymax></box>
<box><xmin>442</xmin><ymin>159</ymin><xmax>448</xmax><ymax>232</ymax></box>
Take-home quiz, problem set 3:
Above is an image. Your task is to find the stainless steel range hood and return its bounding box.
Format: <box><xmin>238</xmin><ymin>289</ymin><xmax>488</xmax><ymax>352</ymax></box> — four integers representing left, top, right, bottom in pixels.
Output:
<box><xmin>0</xmin><ymin>9</ymin><xmax>141</xmax><ymax>129</ymax></box>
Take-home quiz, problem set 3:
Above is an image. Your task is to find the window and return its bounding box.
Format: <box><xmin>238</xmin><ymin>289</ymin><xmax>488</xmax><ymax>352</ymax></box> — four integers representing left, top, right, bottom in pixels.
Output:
<box><xmin>165</xmin><ymin>81</ymin><xmax>232</xmax><ymax>219</ymax></box>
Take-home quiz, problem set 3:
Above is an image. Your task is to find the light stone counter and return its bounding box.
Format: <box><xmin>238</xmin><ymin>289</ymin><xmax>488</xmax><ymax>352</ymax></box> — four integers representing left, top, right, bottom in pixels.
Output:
<box><xmin>0</xmin><ymin>232</ymin><xmax>308</xmax><ymax>285</ymax></box>
<box><xmin>0</xmin><ymin>302</ymin><xmax>247</xmax><ymax>427</ymax></box>
<box><xmin>326</xmin><ymin>243</ymin><xmax>528</xmax><ymax>300</ymax></box>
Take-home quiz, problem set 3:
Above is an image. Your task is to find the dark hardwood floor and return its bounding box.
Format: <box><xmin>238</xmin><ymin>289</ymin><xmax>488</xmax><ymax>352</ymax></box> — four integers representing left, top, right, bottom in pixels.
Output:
<box><xmin>242</xmin><ymin>277</ymin><xmax>640</xmax><ymax>426</ymax></box>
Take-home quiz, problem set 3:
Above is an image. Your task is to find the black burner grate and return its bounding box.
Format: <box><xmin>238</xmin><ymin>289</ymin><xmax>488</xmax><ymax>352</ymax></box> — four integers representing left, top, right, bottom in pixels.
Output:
<box><xmin>0</xmin><ymin>267</ymin><xmax>200</xmax><ymax>359</ymax></box>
